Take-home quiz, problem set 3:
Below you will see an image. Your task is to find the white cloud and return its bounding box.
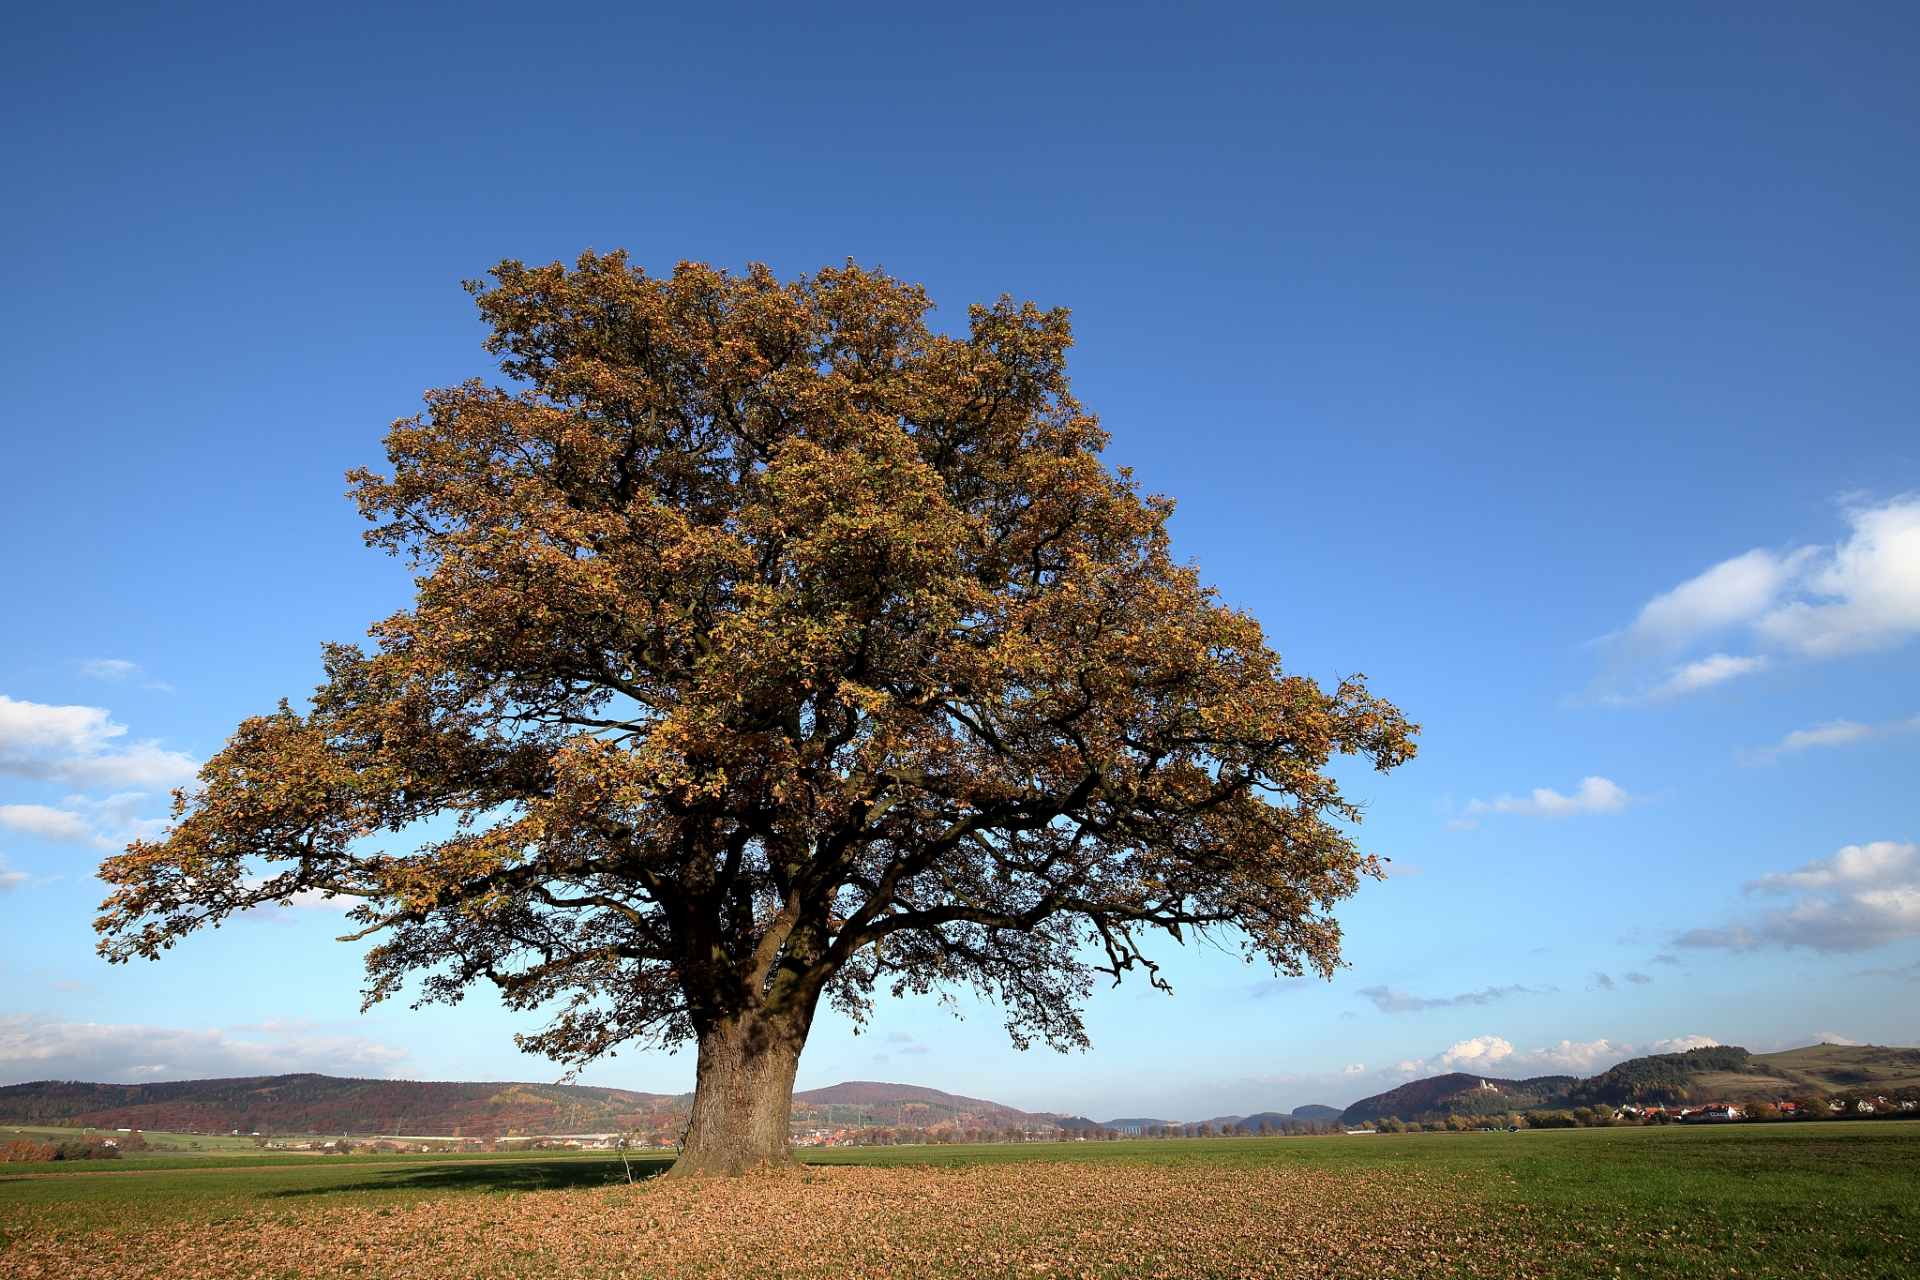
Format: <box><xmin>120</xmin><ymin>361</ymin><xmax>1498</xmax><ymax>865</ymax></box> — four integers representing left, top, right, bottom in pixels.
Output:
<box><xmin>1359</xmin><ymin>983</ymin><xmax>1548</xmax><ymax>1014</ymax></box>
<box><xmin>1454</xmin><ymin>777</ymin><xmax>1631</xmax><ymax>828</ymax></box>
<box><xmin>0</xmin><ymin>695</ymin><xmax>197</xmax><ymax>789</ymax></box>
<box><xmin>1430</xmin><ymin>1036</ymin><xmax>1517</xmax><ymax>1070</ymax></box>
<box><xmin>0</xmin><ymin>804</ymin><xmax>103</xmax><ymax>847</ymax></box>
<box><xmin>1678</xmin><ymin>841</ymin><xmax>1920</xmax><ymax>953</ymax></box>
<box><xmin>1740</xmin><ymin>714</ymin><xmax>1920</xmax><ymax>765</ymax></box>
<box><xmin>0</xmin><ymin>854</ymin><xmax>26</xmax><ymax>893</ymax></box>
<box><xmin>0</xmin><ymin>696</ymin><xmax>119</xmax><ymax>755</ymax></box>
<box><xmin>1753</xmin><ymin>841</ymin><xmax>1918</xmax><ymax>893</ymax></box>
<box><xmin>0</xmin><ymin>1013</ymin><xmax>413</xmax><ymax>1085</ymax></box>
<box><xmin>1755</xmin><ymin>498</ymin><xmax>1920</xmax><ymax>657</ymax></box>
<box><xmin>79</xmin><ymin>659</ymin><xmax>138</xmax><ymax>680</ymax></box>
<box><xmin>1594</xmin><ymin>496</ymin><xmax>1920</xmax><ymax>700</ymax></box>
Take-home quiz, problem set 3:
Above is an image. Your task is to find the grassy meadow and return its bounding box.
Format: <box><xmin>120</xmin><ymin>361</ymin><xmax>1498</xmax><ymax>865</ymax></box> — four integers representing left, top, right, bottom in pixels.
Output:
<box><xmin>2</xmin><ymin>1121</ymin><xmax>1913</xmax><ymax>1277</ymax></box>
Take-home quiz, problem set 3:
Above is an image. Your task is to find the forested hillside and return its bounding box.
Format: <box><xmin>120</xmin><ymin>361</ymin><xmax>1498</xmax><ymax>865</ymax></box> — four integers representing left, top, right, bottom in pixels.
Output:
<box><xmin>0</xmin><ymin>1075</ymin><xmax>1064</xmax><ymax>1138</ymax></box>
<box><xmin>789</xmin><ymin>1082</ymin><xmax>1054</xmax><ymax>1132</ymax></box>
<box><xmin>0</xmin><ymin>1075</ymin><xmax>679</xmax><ymax>1136</ymax></box>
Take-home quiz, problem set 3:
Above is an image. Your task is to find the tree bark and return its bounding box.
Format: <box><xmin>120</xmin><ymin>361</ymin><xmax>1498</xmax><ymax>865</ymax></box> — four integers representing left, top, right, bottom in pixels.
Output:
<box><xmin>666</xmin><ymin>1006</ymin><xmax>810</xmax><ymax>1178</ymax></box>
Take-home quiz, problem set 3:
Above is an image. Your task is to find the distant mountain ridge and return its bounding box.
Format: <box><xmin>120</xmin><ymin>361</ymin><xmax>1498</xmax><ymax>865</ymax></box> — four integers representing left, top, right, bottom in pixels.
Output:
<box><xmin>0</xmin><ymin>1069</ymin><xmax>1391</xmax><ymax>1137</ymax></box>
<box><xmin>0</xmin><ymin>1074</ymin><xmax>679</xmax><ymax>1137</ymax></box>
<box><xmin>0</xmin><ymin>1075</ymin><xmax>1060</xmax><ymax>1137</ymax></box>
<box><xmin>1099</xmin><ymin>1106</ymin><xmax>1342</xmax><ymax>1133</ymax></box>
<box><xmin>35</xmin><ymin>1048</ymin><xmax>1898</xmax><ymax>1140</ymax></box>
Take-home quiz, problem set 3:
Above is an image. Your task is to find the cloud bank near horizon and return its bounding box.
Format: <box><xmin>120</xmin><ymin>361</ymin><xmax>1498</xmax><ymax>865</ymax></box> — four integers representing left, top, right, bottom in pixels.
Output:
<box><xmin>0</xmin><ymin>1013</ymin><xmax>411</xmax><ymax>1087</ymax></box>
<box><xmin>1392</xmin><ymin>1033</ymin><xmax>1722</xmax><ymax>1082</ymax></box>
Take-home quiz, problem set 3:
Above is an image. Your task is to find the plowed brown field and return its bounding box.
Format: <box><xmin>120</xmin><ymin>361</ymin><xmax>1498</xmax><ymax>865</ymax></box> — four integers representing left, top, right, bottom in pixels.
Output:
<box><xmin>4</xmin><ymin>1160</ymin><xmax>1529</xmax><ymax>1279</ymax></box>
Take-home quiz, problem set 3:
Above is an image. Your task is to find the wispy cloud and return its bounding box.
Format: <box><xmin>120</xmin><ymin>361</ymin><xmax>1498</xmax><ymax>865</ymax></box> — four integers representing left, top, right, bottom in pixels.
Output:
<box><xmin>1848</xmin><ymin>959</ymin><xmax>1920</xmax><ymax>981</ymax></box>
<box><xmin>1678</xmin><ymin>841</ymin><xmax>1920</xmax><ymax>954</ymax></box>
<box><xmin>1740</xmin><ymin>714</ymin><xmax>1920</xmax><ymax>765</ymax></box>
<box><xmin>1447</xmin><ymin>776</ymin><xmax>1632</xmax><ymax>829</ymax></box>
<box><xmin>0</xmin><ymin>1013</ymin><xmax>411</xmax><ymax>1086</ymax></box>
<box><xmin>0</xmin><ymin>793</ymin><xmax>166</xmax><ymax>852</ymax></box>
<box><xmin>0</xmin><ymin>855</ymin><xmax>27</xmax><ymax>893</ymax></box>
<box><xmin>1358</xmin><ymin>983</ymin><xmax>1550</xmax><ymax>1014</ymax></box>
<box><xmin>77</xmin><ymin>660</ymin><xmax>172</xmax><ymax>693</ymax></box>
<box><xmin>0</xmin><ymin>695</ymin><xmax>197</xmax><ymax>790</ymax></box>
<box><xmin>1592</xmin><ymin>495</ymin><xmax>1920</xmax><ymax>701</ymax></box>
<box><xmin>1644</xmin><ymin>654</ymin><xmax>1769</xmax><ymax>699</ymax></box>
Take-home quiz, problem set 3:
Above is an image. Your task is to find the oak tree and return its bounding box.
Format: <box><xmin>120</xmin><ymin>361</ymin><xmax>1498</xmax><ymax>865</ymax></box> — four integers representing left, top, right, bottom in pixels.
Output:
<box><xmin>97</xmin><ymin>254</ymin><xmax>1415</xmax><ymax>1176</ymax></box>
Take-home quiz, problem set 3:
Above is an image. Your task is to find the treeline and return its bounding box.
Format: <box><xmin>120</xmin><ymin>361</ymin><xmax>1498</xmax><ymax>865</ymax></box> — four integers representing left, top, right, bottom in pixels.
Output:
<box><xmin>843</xmin><ymin>1126</ymin><xmax>1062</xmax><ymax>1145</ymax></box>
<box><xmin>1130</xmin><ymin>1120</ymin><xmax>1341</xmax><ymax>1137</ymax></box>
<box><xmin>0</xmin><ymin>1133</ymin><xmax>141</xmax><ymax>1162</ymax></box>
<box><xmin>836</xmin><ymin>1119</ymin><xmax>1348</xmax><ymax>1145</ymax></box>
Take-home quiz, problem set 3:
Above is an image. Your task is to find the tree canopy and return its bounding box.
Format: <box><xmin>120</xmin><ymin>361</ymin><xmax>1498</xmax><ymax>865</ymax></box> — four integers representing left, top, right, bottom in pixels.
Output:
<box><xmin>97</xmin><ymin>254</ymin><xmax>1415</xmax><ymax>1174</ymax></box>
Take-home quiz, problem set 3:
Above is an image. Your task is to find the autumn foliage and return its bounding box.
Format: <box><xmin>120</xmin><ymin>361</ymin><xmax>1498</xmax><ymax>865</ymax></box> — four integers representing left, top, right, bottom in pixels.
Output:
<box><xmin>95</xmin><ymin>254</ymin><xmax>1415</xmax><ymax>1174</ymax></box>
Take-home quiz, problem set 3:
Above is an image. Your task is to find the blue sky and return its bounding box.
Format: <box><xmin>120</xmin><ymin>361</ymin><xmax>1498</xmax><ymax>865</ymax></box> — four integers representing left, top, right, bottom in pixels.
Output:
<box><xmin>2</xmin><ymin>2</ymin><xmax>1916</xmax><ymax>1121</ymax></box>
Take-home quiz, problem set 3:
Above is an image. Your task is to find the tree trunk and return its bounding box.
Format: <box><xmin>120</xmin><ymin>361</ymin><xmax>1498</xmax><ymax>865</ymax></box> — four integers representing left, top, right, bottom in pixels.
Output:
<box><xmin>667</xmin><ymin>1006</ymin><xmax>809</xmax><ymax>1178</ymax></box>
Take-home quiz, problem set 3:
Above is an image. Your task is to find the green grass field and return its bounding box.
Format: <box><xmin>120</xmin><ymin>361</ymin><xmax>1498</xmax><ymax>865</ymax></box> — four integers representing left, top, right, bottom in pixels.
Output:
<box><xmin>4</xmin><ymin>1122</ymin><xmax>1914</xmax><ymax>1277</ymax></box>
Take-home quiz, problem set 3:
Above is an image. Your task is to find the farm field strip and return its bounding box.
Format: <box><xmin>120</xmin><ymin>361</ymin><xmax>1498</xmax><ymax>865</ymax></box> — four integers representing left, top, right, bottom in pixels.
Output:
<box><xmin>2</xmin><ymin>1124</ymin><xmax>1914</xmax><ymax>1278</ymax></box>
<box><xmin>0</xmin><ymin>1149</ymin><xmax>629</xmax><ymax>1177</ymax></box>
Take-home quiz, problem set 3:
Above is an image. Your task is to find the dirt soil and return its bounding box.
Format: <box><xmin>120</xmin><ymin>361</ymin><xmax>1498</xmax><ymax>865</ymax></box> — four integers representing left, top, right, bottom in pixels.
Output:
<box><xmin>3</xmin><ymin>1159</ymin><xmax>1535</xmax><ymax>1279</ymax></box>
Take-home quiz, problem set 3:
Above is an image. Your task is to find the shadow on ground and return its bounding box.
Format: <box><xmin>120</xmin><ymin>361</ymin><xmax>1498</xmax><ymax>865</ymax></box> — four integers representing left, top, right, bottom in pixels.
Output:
<box><xmin>266</xmin><ymin>1155</ymin><xmax>678</xmax><ymax>1199</ymax></box>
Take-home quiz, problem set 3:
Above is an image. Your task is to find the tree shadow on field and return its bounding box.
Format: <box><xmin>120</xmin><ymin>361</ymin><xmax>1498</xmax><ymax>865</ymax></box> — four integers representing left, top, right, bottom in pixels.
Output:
<box><xmin>265</xmin><ymin>1155</ymin><xmax>677</xmax><ymax>1200</ymax></box>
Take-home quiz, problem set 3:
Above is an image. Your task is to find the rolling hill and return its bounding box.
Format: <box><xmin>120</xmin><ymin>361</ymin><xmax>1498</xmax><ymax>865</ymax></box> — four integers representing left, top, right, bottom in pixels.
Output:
<box><xmin>1340</xmin><ymin>1043</ymin><xmax>1920</xmax><ymax>1125</ymax></box>
<box><xmin>0</xmin><ymin>1075</ymin><xmax>1062</xmax><ymax>1138</ymax></box>
<box><xmin>1339</xmin><ymin>1072</ymin><xmax>1575</xmax><ymax>1125</ymax></box>
<box><xmin>788</xmin><ymin>1081</ymin><xmax>1054</xmax><ymax>1131</ymax></box>
<box><xmin>1694</xmin><ymin>1043</ymin><xmax>1920</xmax><ymax>1098</ymax></box>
